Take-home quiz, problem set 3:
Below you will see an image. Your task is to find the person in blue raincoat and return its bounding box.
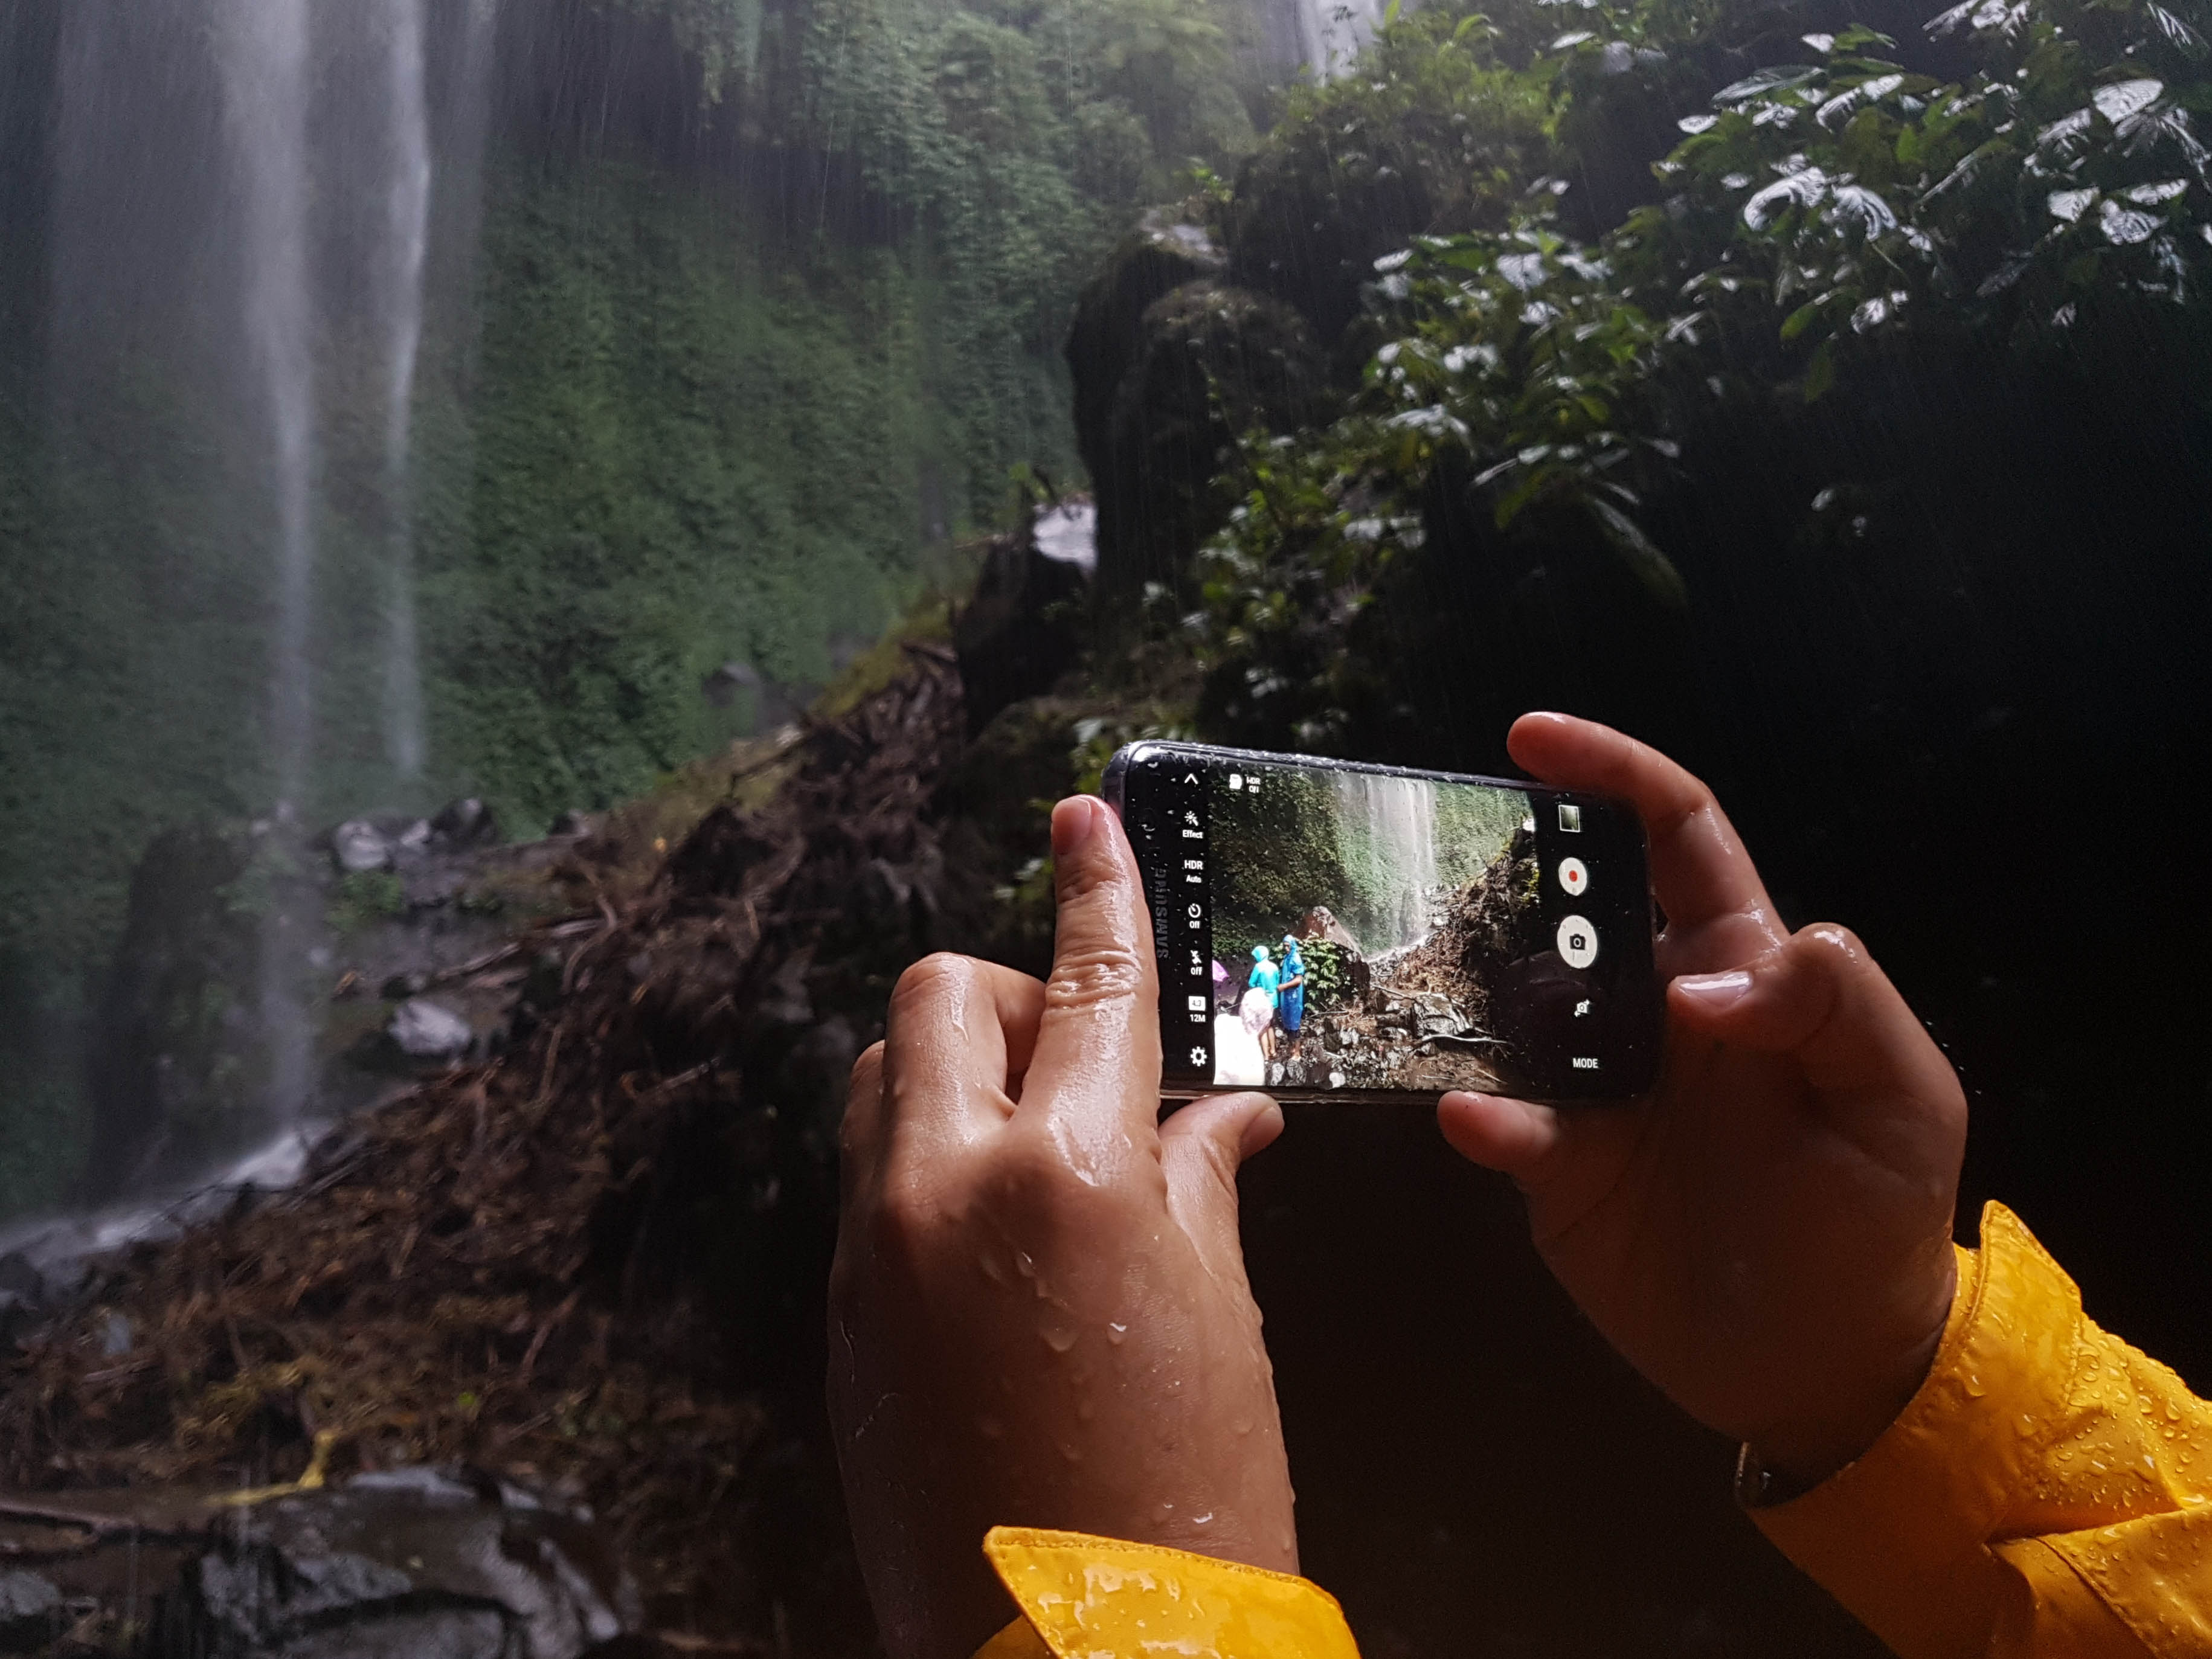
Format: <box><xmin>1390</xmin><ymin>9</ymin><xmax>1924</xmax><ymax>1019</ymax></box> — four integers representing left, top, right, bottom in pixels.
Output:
<box><xmin>1244</xmin><ymin>945</ymin><xmax>1281</xmax><ymax>1066</ymax></box>
<box><xmin>1277</xmin><ymin>935</ymin><xmax>1306</xmax><ymax>1047</ymax></box>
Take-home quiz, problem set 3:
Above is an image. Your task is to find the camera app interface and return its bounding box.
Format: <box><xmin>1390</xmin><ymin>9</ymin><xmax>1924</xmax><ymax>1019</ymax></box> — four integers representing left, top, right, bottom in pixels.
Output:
<box><xmin>1131</xmin><ymin>749</ymin><xmax>1659</xmax><ymax>1100</ymax></box>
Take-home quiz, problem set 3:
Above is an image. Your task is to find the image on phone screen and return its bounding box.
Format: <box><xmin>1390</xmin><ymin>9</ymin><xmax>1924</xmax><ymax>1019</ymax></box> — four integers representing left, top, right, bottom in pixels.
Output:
<box><xmin>1108</xmin><ymin>743</ymin><xmax>1661</xmax><ymax>1102</ymax></box>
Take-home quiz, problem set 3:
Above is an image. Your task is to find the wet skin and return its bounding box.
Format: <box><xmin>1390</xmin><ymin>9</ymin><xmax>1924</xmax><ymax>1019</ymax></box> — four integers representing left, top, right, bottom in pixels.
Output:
<box><xmin>829</xmin><ymin>717</ymin><xmax>1968</xmax><ymax>1657</ymax></box>
<box><xmin>829</xmin><ymin>797</ymin><xmax>1294</xmax><ymax>1659</ymax></box>
<box><xmin>1438</xmin><ymin>716</ymin><xmax>1965</xmax><ymax>1489</ymax></box>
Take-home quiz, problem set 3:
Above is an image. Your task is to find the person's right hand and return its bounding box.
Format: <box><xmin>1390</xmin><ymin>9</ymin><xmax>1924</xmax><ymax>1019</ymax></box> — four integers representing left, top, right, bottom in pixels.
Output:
<box><xmin>1440</xmin><ymin>715</ymin><xmax>1967</xmax><ymax>1489</ymax></box>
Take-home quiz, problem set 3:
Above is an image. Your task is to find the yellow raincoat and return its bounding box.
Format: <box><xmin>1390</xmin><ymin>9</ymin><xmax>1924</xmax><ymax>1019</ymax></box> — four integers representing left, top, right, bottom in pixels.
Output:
<box><xmin>973</xmin><ymin>1204</ymin><xmax>2212</xmax><ymax>1658</ymax></box>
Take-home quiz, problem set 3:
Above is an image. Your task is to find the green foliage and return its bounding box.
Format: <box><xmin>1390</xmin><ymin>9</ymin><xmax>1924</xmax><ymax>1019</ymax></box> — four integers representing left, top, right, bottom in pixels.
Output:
<box><xmin>1188</xmin><ymin>0</ymin><xmax>2212</xmax><ymax>749</ymax></box>
<box><xmin>1294</xmin><ymin>934</ymin><xmax>1354</xmax><ymax>1010</ymax></box>
<box><xmin>442</xmin><ymin>159</ymin><xmax>951</xmax><ymax>827</ymax></box>
<box><xmin>329</xmin><ymin>870</ymin><xmax>406</xmax><ymax>934</ymax></box>
<box><xmin>1226</xmin><ymin>2</ymin><xmax>1552</xmax><ymax>335</ymax></box>
<box><xmin>1653</xmin><ymin>5</ymin><xmax>2211</xmax><ymax>358</ymax></box>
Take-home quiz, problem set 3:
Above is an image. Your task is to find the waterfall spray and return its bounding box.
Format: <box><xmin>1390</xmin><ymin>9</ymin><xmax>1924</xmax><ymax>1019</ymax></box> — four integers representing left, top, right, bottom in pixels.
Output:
<box><xmin>379</xmin><ymin>0</ymin><xmax>433</xmax><ymax>781</ymax></box>
<box><xmin>215</xmin><ymin>0</ymin><xmax>317</xmax><ymax>1122</ymax></box>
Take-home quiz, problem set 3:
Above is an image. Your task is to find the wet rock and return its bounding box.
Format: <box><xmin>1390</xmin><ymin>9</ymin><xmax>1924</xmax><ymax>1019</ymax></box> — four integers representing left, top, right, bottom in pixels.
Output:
<box><xmin>136</xmin><ymin>1468</ymin><xmax>639</xmax><ymax>1659</ymax></box>
<box><xmin>332</xmin><ymin>821</ymin><xmax>393</xmax><ymax>875</ymax></box>
<box><xmin>388</xmin><ymin>1000</ymin><xmax>474</xmax><ymax>1061</ymax></box>
<box><xmin>0</xmin><ymin>1568</ymin><xmax>62</xmax><ymax>1651</ymax></box>
<box><xmin>1032</xmin><ymin>501</ymin><xmax>1097</xmax><ymax>573</ymax></box>
<box><xmin>82</xmin><ymin>823</ymin><xmax>265</xmax><ymax>1202</ymax></box>
<box><xmin>1096</xmin><ymin>280</ymin><xmax>1328</xmax><ymax>592</ymax></box>
<box><xmin>1066</xmin><ymin>211</ymin><xmax>1227</xmax><ymax>493</ymax></box>
<box><xmin>429</xmin><ymin>798</ymin><xmax>499</xmax><ymax>850</ymax></box>
<box><xmin>953</xmin><ymin>522</ymin><xmax>1091</xmax><ymax>732</ymax></box>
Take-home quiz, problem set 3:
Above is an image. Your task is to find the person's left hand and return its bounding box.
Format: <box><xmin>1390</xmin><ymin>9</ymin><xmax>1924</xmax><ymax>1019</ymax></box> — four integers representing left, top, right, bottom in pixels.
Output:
<box><xmin>828</xmin><ymin>796</ymin><xmax>1296</xmax><ymax>1659</ymax></box>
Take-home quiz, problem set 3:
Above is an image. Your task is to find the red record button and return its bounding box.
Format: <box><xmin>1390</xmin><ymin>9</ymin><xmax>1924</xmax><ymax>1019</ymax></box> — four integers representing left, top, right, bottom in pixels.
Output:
<box><xmin>1558</xmin><ymin>856</ymin><xmax>1589</xmax><ymax>897</ymax></box>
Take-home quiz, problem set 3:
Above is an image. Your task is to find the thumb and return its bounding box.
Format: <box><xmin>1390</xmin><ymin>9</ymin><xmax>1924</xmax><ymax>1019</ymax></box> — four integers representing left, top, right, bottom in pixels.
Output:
<box><xmin>1159</xmin><ymin>1093</ymin><xmax>1284</xmax><ymax>1281</ymax></box>
<box><xmin>1670</xmin><ymin>924</ymin><xmax>1960</xmax><ymax>1103</ymax></box>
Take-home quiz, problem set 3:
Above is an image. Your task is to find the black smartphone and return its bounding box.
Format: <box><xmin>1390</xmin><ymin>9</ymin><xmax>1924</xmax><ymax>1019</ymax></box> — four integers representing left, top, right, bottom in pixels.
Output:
<box><xmin>1102</xmin><ymin>740</ymin><xmax>1662</xmax><ymax>1102</ymax></box>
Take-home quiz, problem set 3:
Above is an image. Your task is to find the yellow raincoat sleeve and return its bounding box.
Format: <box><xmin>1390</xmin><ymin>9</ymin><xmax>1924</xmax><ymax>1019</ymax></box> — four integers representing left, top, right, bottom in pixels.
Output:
<box><xmin>1751</xmin><ymin>1201</ymin><xmax>2212</xmax><ymax>1657</ymax></box>
<box><xmin>966</xmin><ymin>1200</ymin><xmax>2212</xmax><ymax>1659</ymax></box>
<box><xmin>971</xmin><ymin>1527</ymin><xmax>1360</xmax><ymax>1659</ymax></box>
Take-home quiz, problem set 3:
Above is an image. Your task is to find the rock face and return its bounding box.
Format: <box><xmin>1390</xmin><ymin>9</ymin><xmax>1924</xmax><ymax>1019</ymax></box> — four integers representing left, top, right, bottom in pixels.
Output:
<box><xmin>1066</xmin><ymin>211</ymin><xmax>1329</xmax><ymax>597</ymax></box>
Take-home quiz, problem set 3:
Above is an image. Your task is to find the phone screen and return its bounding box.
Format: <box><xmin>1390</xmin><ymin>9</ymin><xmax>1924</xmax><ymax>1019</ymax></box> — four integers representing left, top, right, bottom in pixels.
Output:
<box><xmin>1108</xmin><ymin>743</ymin><xmax>1662</xmax><ymax>1101</ymax></box>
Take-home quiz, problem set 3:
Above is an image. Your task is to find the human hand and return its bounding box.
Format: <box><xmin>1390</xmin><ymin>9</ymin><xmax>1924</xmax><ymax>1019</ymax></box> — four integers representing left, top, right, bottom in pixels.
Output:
<box><xmin>828</xmin><ymin>796</ymin><xmax>1296</xmax><ymax>1659</ymax></box>
<box><xmin>1440</xmin><ymin>716</ymin><xmax>1966</xmax><ymax>1489</ymax></box>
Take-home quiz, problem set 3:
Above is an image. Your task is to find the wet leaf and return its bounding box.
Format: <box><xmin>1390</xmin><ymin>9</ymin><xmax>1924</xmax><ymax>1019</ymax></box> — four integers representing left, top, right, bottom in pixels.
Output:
<box><xmin>1715</xmin><ymin>66</ymin><xmax>1820</xmax><ymax>106</ymax></box>
<box><xmin>2093</xmin><ymin>79</ymin><xmax>2165</xmax><ymax>126</ymax></box>
<box><xmin>1803</xmin><ymin>338</ymin><xmax>1837</xmax><ymax>402</ymax></box>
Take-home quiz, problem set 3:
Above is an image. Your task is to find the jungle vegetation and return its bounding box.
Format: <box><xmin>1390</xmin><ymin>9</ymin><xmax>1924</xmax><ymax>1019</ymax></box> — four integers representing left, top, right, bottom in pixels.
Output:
<box><xmin>1177</xmin><ymin>0</ymin><xmax>2211</xmax><ymax>769</ymax></box>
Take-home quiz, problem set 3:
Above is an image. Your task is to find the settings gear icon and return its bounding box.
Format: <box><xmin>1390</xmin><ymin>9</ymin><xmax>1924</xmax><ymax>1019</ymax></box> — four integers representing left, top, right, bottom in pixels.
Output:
<box><xmin>1188</xmin><ymin>1046</ymin><xmax>1209</xmax><ymax>1066</ymax></box>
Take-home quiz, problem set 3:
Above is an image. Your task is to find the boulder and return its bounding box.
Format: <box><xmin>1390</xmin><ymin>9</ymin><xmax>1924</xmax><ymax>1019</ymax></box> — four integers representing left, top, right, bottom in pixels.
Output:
<box><xmin>0</xmin><ymin>1468</ymin><xmax>646</xmax><ymax>1659</ymax></box>
<box><xmin>1066</xmin><ymin>210</ymin><xmax>1228</xmax><ymax>488</ymax></box>
<box><xmin>331</xmin><ymin>821</ymin><xmax>393</xmax><ymax>875</ymax></box>
<box><xmin>0</xmin><ymin>1568</ymin><xmax>62</xmax><ymax>1652</ymax></box>
<box><xmin>1093</xmin><ymin>280</ymin><xmax>1328</xmax><ymax>595</ymax></box>
<box><xmin>952</xmin><ymin>519</ymin><xmax>1092</xmax><ymax>732</ymax></box>
<box><xmin>82</xmin><ymin>824</ymin><xmax>264</xmax><ymax>1201</ymax></box>
<box><xmin>429</xmin><ymin>798</ymin><xmax>499</xmax><ymax>850</ymax></box>
<box><xmin>388</xmin><ymin>999</ymin><xmax>474</xmax><ymax>1062</ymax></box>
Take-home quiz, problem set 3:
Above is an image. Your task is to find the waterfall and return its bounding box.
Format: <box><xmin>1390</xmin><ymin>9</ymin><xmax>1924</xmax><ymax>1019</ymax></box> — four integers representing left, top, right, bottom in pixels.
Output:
<box><xmin>378</xmin><ymin>0</ymin><xmax>433</xmax><ymax>782</ymax></box>
<box><xmin>1333</xmin><ymin>771</ymin><xmax>1439</xmax><ymax>953</ymax></box>
<box><xmin>40</xmin><ymin>0</ymin><xmax>501</xmax><ymax>1160</ymax></box>
<box><xmin>214</xmin><ymin>0</ymin><xmax>318</xmax><ymax>1122</ymax></box>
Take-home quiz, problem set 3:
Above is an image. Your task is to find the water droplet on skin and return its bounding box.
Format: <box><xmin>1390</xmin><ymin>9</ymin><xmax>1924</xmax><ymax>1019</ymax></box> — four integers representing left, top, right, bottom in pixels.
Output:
<box><xmin>1058</xmin><ymin>1441</ymin><xmax>1084</xmax><ymax>1463</ymax></box>
<box><xmin>1232</xmin><ymin>1416</ymin><xmax>1253</xmax><ymax>1436</ymax></box>
<box><xmin>1041</xmin><ymin>1321</ymin><xmax>1078</xmax><ymax>1353</ymax></box>
<box><xmin>1107</xmin><ymin>1322</ymin><xmax>1129</xmax><ymax>1344</ymax></box>
<box><xmin>1015</xmin><ymin>1250</ymin><xmax>1037</xmax><ymax>1279</ymax></box>
<box><xmin>1192</xmin><ymin>1512</ymin><xmax>1213</xmax><ymax>1526</ymax></box>
<box><xmin>979</xmin><ymin>1253</ymin><xmax>1006</xmax><ymax>1285</ymax></box>
<box><xmin>1964</xmin><ymin>1372</ymin><xmax>1987</xmax><ymax>1397</ymax></box>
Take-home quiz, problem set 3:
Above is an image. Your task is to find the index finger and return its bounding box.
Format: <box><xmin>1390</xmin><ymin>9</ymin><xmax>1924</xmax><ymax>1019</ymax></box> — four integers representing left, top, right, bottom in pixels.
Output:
<box><xmin>1020</xmin><ymin>796</ymin><xmax>1162</xmax><ymax>1148</ymax></box>
<box><xmin>1507</xmin><ymin>713</ymin><xmax>1784</xmax><ymax>946</ymax></box>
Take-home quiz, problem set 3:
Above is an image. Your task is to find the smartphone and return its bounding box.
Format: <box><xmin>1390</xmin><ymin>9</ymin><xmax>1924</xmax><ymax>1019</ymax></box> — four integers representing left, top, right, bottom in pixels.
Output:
<box><xmin>1102</xmin><ymin>741</ymin><xmax>1662</xmax><ymax>1102</ymax></box>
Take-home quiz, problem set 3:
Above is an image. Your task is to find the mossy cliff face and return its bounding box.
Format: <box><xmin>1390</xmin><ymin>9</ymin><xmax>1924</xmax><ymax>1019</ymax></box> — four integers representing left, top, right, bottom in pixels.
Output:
<box><xmin>0</xmin><ymin>0</ymin><xmax>1292</xmax><ymax>1213</ymax></box>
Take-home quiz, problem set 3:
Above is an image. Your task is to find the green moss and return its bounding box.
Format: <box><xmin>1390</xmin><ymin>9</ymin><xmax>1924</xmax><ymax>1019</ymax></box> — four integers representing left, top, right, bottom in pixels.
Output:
<box><xmin>329</xmin><ymin>871</ymin><xmax>407</xmax><ymax>935</ymax></box>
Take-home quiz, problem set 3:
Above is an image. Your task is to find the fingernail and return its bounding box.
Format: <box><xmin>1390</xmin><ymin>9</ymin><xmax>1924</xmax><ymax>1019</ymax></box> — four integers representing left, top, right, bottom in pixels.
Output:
<box><xmin>1051</xmin><ymin>796</ymin><xmax>1099</xmax><ymax>859</ymax></box>
<box><xmin>1673</xmin><ymin>969</ymin><xmax>1752</xmax><ymax>1009</ymax></box>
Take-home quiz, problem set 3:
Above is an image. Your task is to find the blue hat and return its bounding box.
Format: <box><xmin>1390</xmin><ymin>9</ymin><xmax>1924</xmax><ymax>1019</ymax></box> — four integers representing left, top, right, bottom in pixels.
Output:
<box><xmin>1252</xmin><ymin>945</ymin><xmax>1270</xmax><ymax>961</ymax></box>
